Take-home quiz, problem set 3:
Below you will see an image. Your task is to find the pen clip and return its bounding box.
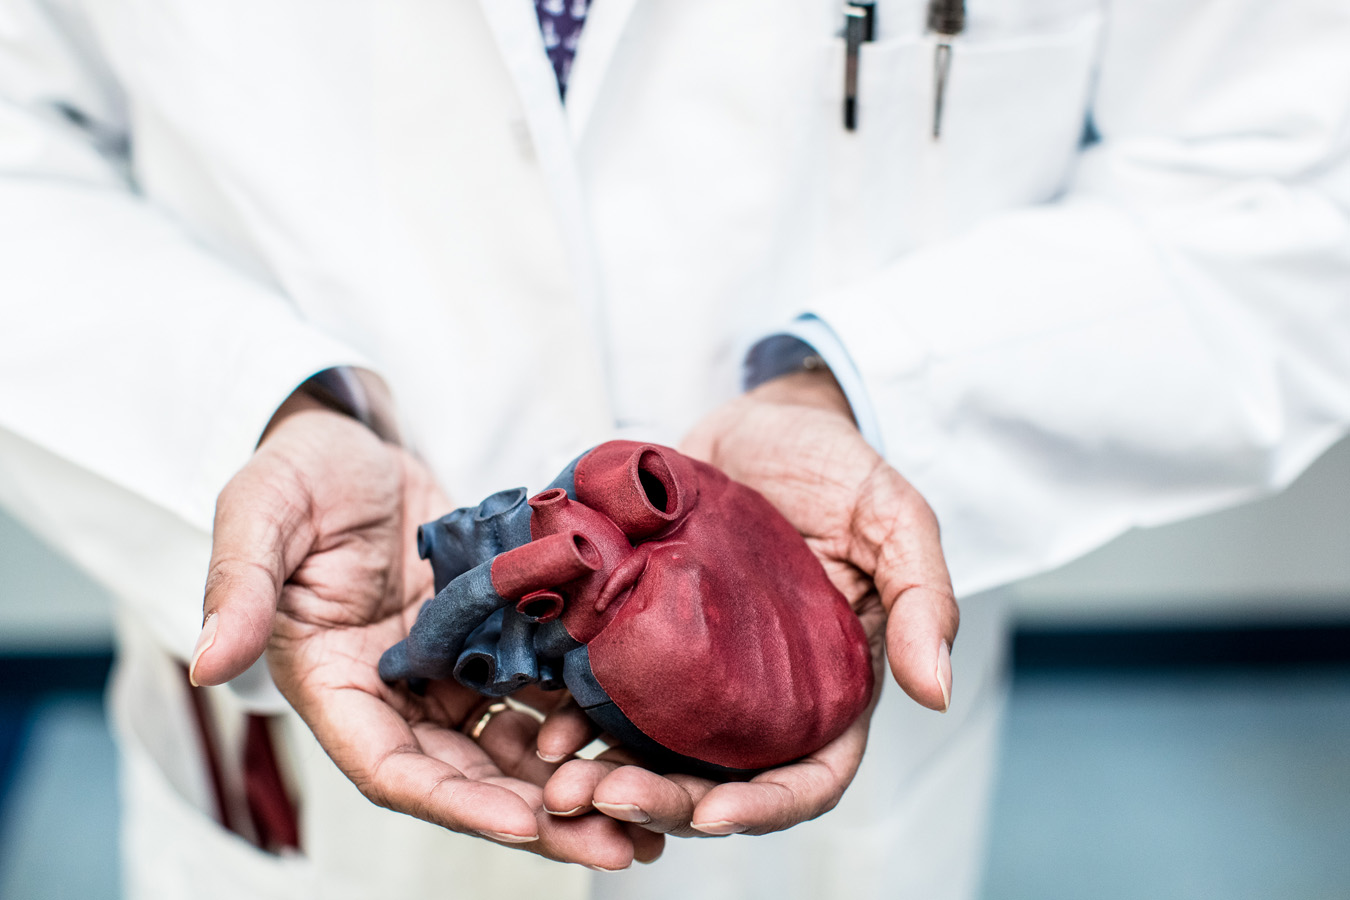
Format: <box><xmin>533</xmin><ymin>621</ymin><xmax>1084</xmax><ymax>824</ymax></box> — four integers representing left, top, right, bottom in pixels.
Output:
<box><xmin>925</xmin><ymin>0</ymin><xmax>964</xmax><ymax>140</ymax></box>
<box><xmin>931</xmin><ymin>39</ymin><xmax>953</xmax><ymax>140</ymax></box>
<box><xmin>843</xmin><ymin>1</ymin><xmax>876</xmax><ymax>132</ymax></box>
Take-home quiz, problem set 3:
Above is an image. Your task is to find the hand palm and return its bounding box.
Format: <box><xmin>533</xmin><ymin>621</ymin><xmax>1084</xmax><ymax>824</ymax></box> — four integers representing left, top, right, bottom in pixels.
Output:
<box><xmin>692</xmin><ymin>372</ymin><xmax>958</xmax><ymax>693</ymax></box>
<box><xmin>538</xmin><ymin>373</ymin><xmax>956</xmax><ymax>838</ymax></box>
<box><xmin>196</xmin><ymin>405</ymin><xmax>655</xmax><ymax>867</ymax></box>
<box><xmin>682</xmin><ymin>389</ymin><xmax>889</xmax><ymax>632</ymax></box>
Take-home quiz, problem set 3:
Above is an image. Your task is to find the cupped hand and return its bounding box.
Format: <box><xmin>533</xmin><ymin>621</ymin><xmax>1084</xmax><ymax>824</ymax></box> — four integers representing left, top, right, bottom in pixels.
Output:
<box><xmin>189</xmin><ymin>392</ymin><xmax>660</xmax><ymax>868</ymax></box>
<box><xmin>537</xmin><ymin>368</ymin><xmax>958</xmax><ymax>838</ymax></box>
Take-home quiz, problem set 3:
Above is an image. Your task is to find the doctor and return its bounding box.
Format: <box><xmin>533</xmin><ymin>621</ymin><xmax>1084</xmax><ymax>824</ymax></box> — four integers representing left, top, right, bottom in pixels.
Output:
<box><xmin>2</xmin><ymin>0</ymin><xmax>1349</xmax><ymax>898</ymax></box>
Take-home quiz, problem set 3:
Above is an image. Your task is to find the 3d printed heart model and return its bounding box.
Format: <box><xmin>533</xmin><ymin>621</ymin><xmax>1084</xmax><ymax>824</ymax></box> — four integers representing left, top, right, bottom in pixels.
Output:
<box><xmin>379</xmin><ymin>441</ymin><xmax>873</xmax><ymax>775</ymax></box>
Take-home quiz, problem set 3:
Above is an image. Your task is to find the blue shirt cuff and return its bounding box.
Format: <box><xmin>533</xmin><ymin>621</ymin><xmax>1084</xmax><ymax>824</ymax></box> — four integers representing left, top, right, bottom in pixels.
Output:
<box><xmin>744</xmin><ymin>314</ymin><xmax>885</xmax><ymax>454</ymax></box>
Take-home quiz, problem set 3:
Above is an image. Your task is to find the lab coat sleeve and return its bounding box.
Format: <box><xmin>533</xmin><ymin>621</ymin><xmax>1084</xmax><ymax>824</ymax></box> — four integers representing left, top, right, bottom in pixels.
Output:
<box><xmin>804</xmin><ymin>0</ymin><xmax>1350</xmax><ymax>596</ymax></box>
<box><xmin>0</xmin><ymin>1</ymin><xmax>369</xmax><ymax>652</ymax></box>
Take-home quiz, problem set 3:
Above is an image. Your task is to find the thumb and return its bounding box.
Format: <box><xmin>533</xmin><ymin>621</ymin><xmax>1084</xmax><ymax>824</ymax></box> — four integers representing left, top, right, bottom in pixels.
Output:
<box><xmin>190</xmin><ymin>460</ymin><xmax>316</xmax><ymax>687</ymax></box>
<box><xmin>855</xmin><ymin>469</ymin><xmax>960</xmax><ymax>712</ymax></box>
<box><xmin>883</xmin><ymin>584</ymin><xmax>960</xmax><ymax>712</ymax></box>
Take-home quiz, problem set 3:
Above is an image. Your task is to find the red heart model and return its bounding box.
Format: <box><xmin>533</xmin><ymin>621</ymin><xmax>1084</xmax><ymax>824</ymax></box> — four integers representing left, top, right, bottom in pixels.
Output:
<box><xmin>380</xmin><ymin>441</ymin><xmax>873</xmax><ymax>774</ymax></box>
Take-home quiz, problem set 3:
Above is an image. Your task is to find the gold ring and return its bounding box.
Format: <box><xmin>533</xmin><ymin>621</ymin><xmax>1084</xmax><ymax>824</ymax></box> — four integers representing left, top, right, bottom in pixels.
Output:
<box><xmin>466</xmin><ymin>701</ymin><xmax>511</xmax><ymax>740</ymax></box>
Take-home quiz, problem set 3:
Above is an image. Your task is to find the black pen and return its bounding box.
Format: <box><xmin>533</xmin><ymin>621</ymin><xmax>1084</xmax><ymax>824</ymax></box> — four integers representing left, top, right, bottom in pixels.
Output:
<box><xmin>843</xmin><ymin>1</ymin><xmax>876</xmax><ymax>131</ymax></box>
<box><xmin>927</xmin><ymin>0</ymin><xmax>965</xmax><ymax>139</ymax></box>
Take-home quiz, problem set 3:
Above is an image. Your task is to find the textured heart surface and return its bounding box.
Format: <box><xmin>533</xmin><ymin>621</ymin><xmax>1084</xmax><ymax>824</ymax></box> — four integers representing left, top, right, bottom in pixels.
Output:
<box><xmin>380</xmin><ymin>441</ymin><xmax>873</xmax><ymax>773</ymax></box>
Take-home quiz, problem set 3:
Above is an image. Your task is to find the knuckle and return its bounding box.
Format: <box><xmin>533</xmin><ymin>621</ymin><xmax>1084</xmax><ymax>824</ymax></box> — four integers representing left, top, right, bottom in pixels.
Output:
<box><xmin>215</xmin><ymin>457</ymin><xmax>311</xmax><ymax>528</ymax></box>
<box><xmin>352</xmin><ymin>771</ymin><xmax>391</xmax><ymax>810</ymax></box>
<box><xmin>356</xmin><ymin>747</ymin><xmax>420</xmax><ymax>813</ymax></box>
<box><xmin>907</xmin><ymin>495</ymin><xmax>940</xmax><ymax>534</ymax></box>
<box><xmin>203</xmin><ymin>554</ymin><xmax>284</xmax><ymax>606</ymax></box>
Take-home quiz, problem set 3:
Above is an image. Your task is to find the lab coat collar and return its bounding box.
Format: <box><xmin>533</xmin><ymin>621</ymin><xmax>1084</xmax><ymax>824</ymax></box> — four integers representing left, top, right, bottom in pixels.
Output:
<box><xmin>471</xmin><ymin>0</ymin><xmax>622</xmax><ymax>409</ymax></box>
<box><xmin>473</xmin><ymin>0</ymin><xmax>574</xmax><ymax>153</ymax></box>
<box><xmin>473</xmin><ymin>0</ymin><xmax>642</xmax><ymax>146</ymax></box>
<box><xmin>564</xmin><ymin>0</ymin><xmax>642</xmax><ymax>141</ymax></box>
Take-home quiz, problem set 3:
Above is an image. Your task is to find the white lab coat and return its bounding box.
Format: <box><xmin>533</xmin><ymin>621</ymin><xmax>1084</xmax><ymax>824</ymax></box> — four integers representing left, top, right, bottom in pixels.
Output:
<box><xmin>1</xmin><ymin>0</ymin><xmax>1348</xmax><ymax>897</ymax></box>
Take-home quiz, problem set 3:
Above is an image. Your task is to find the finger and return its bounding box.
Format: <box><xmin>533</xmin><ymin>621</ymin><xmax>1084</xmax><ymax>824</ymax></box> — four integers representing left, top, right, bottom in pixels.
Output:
<box><xmin>309</xmin><ymin>684</ymin><xmax>638</xmax><ymax>864</ymax></box>
<box><xmin>415</xmin><ymin>710</ymin><xmax>546</xmax><ymax>784</ymax></box>
<box><xmin>193</xmin><ymin>461</ymin><xmax>315</xmax><ymax>686</ymax></box>
<box><xmin>533</xmin><ymin>809</ymin><xmax>638</xmax><ymax>871</ymax></box>
<box><xmin>690</xmin><ymin>710</ymin><xmax>870</xmax><ymax>836</ymax></box>
<box><xmin>470</xmin><ymin>709</ymin><xmax>564</xmax><ymax>785</ymax></box>
<box><xmin>590</xmin><ymin>740</ymin><xmax>646</xmax><ymax>768</ymax></box>
<box><xmin>537</xmin><ymin>694</ymin><xmax>600</xmax><ymax>764</ymax></box>
<box><xmin>365</xmin><ymin>743</ymin><xmax>542</xmax><ymax>842</ymax></box>
<box><xmin>854</xmin><ymin>470</ymin><xmax>959</xmax><ymax>712</ymax></box>
<box><xmin>543</xmin><ymin>758</ymin><xmax>620</xmax><ymax>816</ymax></box>
<box><xmin>509</xmin><ymin>685</ymin><xmax>574</xmax><ymax>716</ymax></box>
<box><xmin>593</xmin><ymin>765</ymin><xmax>715</xmax><ymax>836</ymax></box>
<box><xmin>411</xmin><ymin>723</ymin><xmax>640</xmax><ymax>869</ymax></box>
<box><xmin>885</xmin><ymin>585</ymin><xmax>959</xmax><ymax>712</ymax></box>
<box><xmin>298</xmin><ymin>686</ymin><xmax>534</xmax><ymax>842</ymax></box>
<box><xmin>625</xmin><ymin>823</ymin><xmax>666</xmax><ymax>864</ymax></box>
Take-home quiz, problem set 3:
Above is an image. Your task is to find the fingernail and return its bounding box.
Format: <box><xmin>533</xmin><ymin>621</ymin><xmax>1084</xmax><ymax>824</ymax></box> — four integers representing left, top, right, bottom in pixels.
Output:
<box><xmin>477</xmin><ymin>830</ymin><xmax>538</xmax><ymax>844</ymax></box>
<box><xmin>593</xmin><ymin>801</ymin><xmax>650</xmax><ymax>824</ymax></box>
<box><xmin>691</xmin><ymin>820</ymin><xmax>747</xmax><ymax>836</ymax></box>
<box><xmin>587</xmin><ymin>864</ymin><xmax>628</xmax><ymax>872</ymax></box>
<box><xmin>545</xmin><ymin>804</ymin><xmax>586</xmax><ymax>816</ymax></box>
<box><xmin>188</xmin><ymin>613</ymin><xmax>218</xmax><ymax>687</ymax></box>
<box><xmin>936</xmin><ymin>640</ymin><xmax>952</xmax><ymax>712</ymax></box>
<box><xmin>537</xmin><ymin>749</ymin><xmax>568</xmax><ymax>763</ymax></box>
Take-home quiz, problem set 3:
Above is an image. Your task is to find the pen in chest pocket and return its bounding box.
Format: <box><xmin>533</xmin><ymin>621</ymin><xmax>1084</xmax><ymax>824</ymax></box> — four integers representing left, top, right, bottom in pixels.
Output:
<box><xmin>926</xmin><ymin>0</ymin><xmax>965</xmax><ymax>139</ymax></box>
<box><xmin>842</xmin><ymin>1</ymin><xmax>876</xmax><ymax>131</ymax></box>
<box><xmin>841</xmin><ymin>0</ymin><xmax>965</xmax><ymax>137</ymax></box>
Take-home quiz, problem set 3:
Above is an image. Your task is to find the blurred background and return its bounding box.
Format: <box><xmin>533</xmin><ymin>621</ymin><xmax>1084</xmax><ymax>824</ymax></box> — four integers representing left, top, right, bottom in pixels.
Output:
<box><xmin>2</xmin><ymin>439</ymin><xmax>1348</xmax><ymax>900</ymax></box>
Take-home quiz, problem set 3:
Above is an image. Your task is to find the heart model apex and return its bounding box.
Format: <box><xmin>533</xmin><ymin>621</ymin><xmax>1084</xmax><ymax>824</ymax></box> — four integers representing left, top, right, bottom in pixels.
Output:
<box><xmin>379</xmin><ymin>440</ymin><xmax>874</xmax><ymax>775</ymax></box>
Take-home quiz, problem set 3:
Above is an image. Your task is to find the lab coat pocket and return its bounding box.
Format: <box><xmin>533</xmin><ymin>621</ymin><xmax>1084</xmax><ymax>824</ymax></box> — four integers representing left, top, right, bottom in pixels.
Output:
<box><xmin>816</xmin><ymin>33</ymin><xmax>929</xmax><ymax>278</ymax></box>
<box><xmin>818</xmin><ymin>11</ymin><xmax>1104</xmax><ymax>277</ymax></box>
<box><xmin>119</xmin><ymin>716</ymin><xmax>315</xmax><ymax>900</ymax></box>
<box><xmin>924</xmin><ymin>13</ymin><xmax>1105</xmax><ymax>232</ymax></box>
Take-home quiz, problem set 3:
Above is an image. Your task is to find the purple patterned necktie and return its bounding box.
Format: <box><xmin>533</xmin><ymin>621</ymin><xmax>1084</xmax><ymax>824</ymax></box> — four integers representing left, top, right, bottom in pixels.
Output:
<box><xmin>535</xmin><ymin>0</ymin><xmax>592</xmax><ymax>98</ymax></box>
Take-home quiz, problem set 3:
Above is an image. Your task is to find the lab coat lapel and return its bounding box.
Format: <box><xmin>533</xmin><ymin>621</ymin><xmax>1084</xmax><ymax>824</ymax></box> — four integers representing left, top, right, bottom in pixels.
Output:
<box><xmin>471</xmin><ymin>0</ymin><xmax>617</xmax><ymax>400</ymax></box>
<box><xmin>471</xmin><ymin>0</ymin><xmax>579</xmax><ymax>194</ymax></box>
<box><xmin>564</xmin><ymin>0</ymin><xmax>643</xmax><ymax>141</ymax></box>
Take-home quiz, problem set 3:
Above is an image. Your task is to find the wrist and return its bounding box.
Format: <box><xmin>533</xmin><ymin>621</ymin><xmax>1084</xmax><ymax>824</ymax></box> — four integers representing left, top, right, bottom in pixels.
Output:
<box><xmin>260</xmin><ymin>368</ymin><xmax>400</xmax><ymax>447</ymax></box>
<box><xmin>747</xmin><ymin>368</ymin><xmax>855</xmax><ymax>423</ymax></box>
<box><xmin>259</xmin><ymin>389</ymin><xmax>346</xmax><ymax>446</ymax></box>
<box><xmin>745</xmin><ymin>317</ymin><xmax>883</xmax><ymax>453</ymax></box>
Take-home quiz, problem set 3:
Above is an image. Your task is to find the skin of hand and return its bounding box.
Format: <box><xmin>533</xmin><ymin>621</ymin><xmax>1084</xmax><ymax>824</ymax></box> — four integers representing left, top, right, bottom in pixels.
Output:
<box><xmin>534</xmin><ymin>368</ymin><xmax>959</xmax><ymax>838</ymax></box>
<box><xmin>189</xmin><ymin>390</ymin><xmax>663</xmax><ymax>869</ymax></box>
